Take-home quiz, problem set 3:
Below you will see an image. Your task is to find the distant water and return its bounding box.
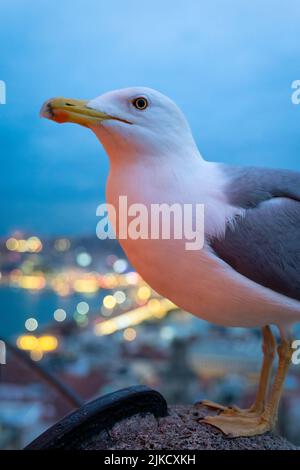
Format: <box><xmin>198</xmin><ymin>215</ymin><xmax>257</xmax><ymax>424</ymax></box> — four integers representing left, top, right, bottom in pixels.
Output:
<box><xmin>0</xmin><ymin>287</ymin><xmax>105</xmax><ymax>339</ymax></box>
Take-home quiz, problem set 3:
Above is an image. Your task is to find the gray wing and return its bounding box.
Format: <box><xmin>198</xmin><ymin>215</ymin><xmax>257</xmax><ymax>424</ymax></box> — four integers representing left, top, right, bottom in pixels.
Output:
<box><xmin>210</xmin><ymin>165</ymin><xmax>300</xmax><ymax>301</ymax></box>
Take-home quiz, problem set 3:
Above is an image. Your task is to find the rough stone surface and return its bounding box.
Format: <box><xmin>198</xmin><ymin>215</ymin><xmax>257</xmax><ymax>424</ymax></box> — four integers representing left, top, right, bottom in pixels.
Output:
<box><xmin>81</xmin><ymin>404</ymin><xmax>297</xmax><ymax>450</ymax></box>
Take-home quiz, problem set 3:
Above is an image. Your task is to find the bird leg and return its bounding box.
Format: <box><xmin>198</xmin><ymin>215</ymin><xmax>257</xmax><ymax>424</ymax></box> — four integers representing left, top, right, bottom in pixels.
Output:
<box><xmin>200</xmin><ymin>332</ymin><xmax>293</xmax><ymax>437</ymax></box>
<box><xmin>247</xmin><ymin>324</ymin><xmax>276</xmax><ymax>414</ymax></box>
<box><xmin>199</xmin><ymin>325</ymin><xmax>276</xmax><ymax>417</ymax></box>
<box><xmin>259</xmin><ymin>338</ymin><xmax>293</xmax><ymax>428</ymax></box>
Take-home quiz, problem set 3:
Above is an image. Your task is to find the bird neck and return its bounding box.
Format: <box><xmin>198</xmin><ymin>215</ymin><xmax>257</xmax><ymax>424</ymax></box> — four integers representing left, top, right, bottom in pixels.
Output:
<box><xmin>92</xmin><ymin>124</ymin><xmax>204</xmax><ymax>167</ymax></box>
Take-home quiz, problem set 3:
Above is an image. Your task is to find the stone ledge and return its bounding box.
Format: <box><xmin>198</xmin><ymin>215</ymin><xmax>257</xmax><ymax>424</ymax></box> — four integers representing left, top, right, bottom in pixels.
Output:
<box><xmin>83</xmin><ymin>404</ymin><xmax>297</xmax><ymax>450</ymax></box>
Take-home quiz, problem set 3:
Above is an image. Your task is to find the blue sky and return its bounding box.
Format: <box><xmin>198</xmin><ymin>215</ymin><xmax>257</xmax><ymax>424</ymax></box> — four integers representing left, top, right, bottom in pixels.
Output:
<box><xmin>0</xmin><ymin>0</ymin><xmax>299</xmax><ymax>236</ymax></box>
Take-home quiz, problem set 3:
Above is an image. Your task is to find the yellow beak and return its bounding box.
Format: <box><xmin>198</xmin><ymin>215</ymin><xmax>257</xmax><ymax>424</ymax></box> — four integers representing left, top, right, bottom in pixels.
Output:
<box><xmin>40</xmin><ymin>97</ymin><xmax>114</xmax><ymax>127</ymax></box>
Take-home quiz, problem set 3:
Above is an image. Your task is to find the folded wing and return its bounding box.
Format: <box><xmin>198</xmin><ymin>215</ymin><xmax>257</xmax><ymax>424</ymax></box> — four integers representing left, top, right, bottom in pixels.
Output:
<box><xmin>210</xmin><ymin>165</ymin><xmax>300</xmax><ymax>301</ymax></box>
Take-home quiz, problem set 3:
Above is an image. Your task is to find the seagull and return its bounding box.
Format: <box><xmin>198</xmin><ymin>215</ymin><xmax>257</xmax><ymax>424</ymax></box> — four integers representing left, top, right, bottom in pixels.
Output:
<box><xmin>41</xmin><ymin>87</ymin><xmax>300</xmax><ymax>437</ymax></box>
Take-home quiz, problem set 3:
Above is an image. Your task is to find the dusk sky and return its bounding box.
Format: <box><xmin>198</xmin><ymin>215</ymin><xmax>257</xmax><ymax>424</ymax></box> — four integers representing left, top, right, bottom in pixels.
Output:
<box><xmin>1</xmin><ymin>0</ymin><xmax>299</xmax><ymax>236</ymax></box>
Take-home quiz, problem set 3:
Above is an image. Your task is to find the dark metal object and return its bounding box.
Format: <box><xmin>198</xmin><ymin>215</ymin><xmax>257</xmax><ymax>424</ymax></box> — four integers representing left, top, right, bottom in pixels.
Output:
<box><xmin>25</xmin><ymin>385</ymin><xmax>168</xmax><ymax>450</ymax></box>
<box><xmin>3</xmin><ymin>339</ymin><xmax>83</xmax><ymax>408</ymax></box>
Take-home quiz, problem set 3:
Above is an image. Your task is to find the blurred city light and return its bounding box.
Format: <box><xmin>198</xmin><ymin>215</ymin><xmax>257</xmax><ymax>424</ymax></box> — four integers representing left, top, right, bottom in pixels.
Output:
<box><xmin>103</xmin><ymin>295</ymin><xmax>117</xmax><ymax>309</ymax></box>
<box><xmin>6</xmin><ymin>236</ymin><xmax>42</xmax><ymax>253</ymax></box>
<box><xmin>114</xmin><ymin>290</ymin><xmax>126</xmax><ymax>304</ymax></box>
<box><xmin>137</xmin><ymin>285</ymin><xmax>151</xmax><ymax>301</ymax></box>
<box><xmin>54</xmin><ymin>238</ymin><xmax>70</xmax><ymax>251</ymax></box>
<box><xmin>25</xmin><ymin>318</ymin><xmax>38</xmax><ymax>332</ymax></box>
<box><xmin>53</xmin><ymin>308</ymin><xmax>67</xmax><ymax>322</ymax></box>
<box><xmin>16</xmin><ymin>334</ymin><xmax>58</xmax><ymax>356</ymax></box>
<box><xmin>123</xmin><ymin>327</ymin><xmax>137</xmax><ymax>341</ymax></box>
<box><xmin>73</xmin><ymin>277</ymin><xmax>98</xmax><ymax>293</ymax></box>
<box><xmin>94</xmin><ymin>298</ymin><xmax>176</xmax><ymax>336</ymax></box>
<box><xmin>113</xmin><ymin>259</ymin><xmax>127</xmax><ymax>273</ymax></box>
<box><xmin>76</xmin><ymin>301</ymin><xmax>89</xmax><ymax>315</ymax></box>
<box><xmin>76</xmin><ymin>252</ymin><xmax>92</xmax><ymax>267</ymax></box>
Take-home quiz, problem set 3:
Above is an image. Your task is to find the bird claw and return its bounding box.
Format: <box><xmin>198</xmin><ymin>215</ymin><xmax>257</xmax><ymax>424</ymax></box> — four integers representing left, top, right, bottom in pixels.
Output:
<box><xmin>198</xmin><ymin>399</ymin><xmax>229</xmax><ymax>412</ymax></box>
<box><xmin>200</xmin><ymin>413</ymin><xmax>273</xmax><ymax>437</ymax></box>
<box><xmin>199</xmin><ymin>400</ymin><xmax>254</xmax><ymax>417</ymax></box>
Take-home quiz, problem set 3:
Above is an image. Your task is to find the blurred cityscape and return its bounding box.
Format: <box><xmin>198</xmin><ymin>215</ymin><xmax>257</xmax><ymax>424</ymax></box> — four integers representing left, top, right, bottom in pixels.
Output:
<box><xmin>1</xmin><ymin>232</ymin><xmax>300</xmax><ymax>448</ymax></box>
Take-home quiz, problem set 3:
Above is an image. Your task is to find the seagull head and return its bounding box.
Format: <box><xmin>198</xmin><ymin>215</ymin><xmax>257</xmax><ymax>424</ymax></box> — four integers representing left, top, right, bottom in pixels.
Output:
<box><xmin>41</xmin><ymin>87</ymin><xmax>199</xmax><ymax>163</ymax></box>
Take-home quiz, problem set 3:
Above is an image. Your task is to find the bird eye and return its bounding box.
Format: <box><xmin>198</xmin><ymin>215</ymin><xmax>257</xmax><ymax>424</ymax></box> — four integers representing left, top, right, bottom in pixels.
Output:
<box><xmin>132</xmin><ymin>97</ymin><xmax>148</xmax><ymax>110</ymax></box>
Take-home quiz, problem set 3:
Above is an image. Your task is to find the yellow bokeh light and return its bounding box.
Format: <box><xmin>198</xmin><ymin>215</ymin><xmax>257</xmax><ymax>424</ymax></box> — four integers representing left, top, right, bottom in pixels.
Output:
<box><xmin>19</xmin><ymin>275</ymin><xmax>46</xmax><ymax>290</ymax></box>
<box><xmin>96</xmin><ymin>319</ymin><xmax>118</xmax><ymax>335</ymax></box>
<box><xmin>147</xmin><ymin>298</ymin><xmax>163</xmax><ymax>316</ymax></box>
<box><xmin>73</xmin><ymin>279</ymin><xmax>98</xmax><ymax>293</ymax></box>
<box><xmin>17</xmin><ymin>240</ymin><xmax>27</xmax><ymax>252</ymax></box>
<box><xmin>94</xmin><ymin>299</ymin><xmax>177</xmax><ymax>337</ymax></box>
<box><xmin>17</xmin><ymin>335</ymin><xmax>38</xmax><ymax>351</ymax></box>
<box><xmin>6</xmin><ymin>237</ymin><xmax>19</xmax><ymax>251</ymax></box>
<box><xmin>103</xmin><ymin>295</ymin><xmax>117</xmax><ymax>309</ymax></box>
<box><xmin>137</xmin><ymin>285</ymin><xmax>151</xmax><ymax>301</ymax></box>
<box><xmin>5</xmin><ymin>236</ymin><xmax>42</xmax><ymax>253</ymax></box>
<box><xmin>52</xmin><ymin>280</ymin><xmax>70</xmax><ymax>297</ymax></box>
<box><xmin>38</xmin><ymin>335</ymin><xmax>58</xmax><ymax>352</ymax></box>
<box><xmin>27</xmin><ymin>236</ymin><xmax>42</xmax><ymax>253</ymax></box>
<box><xmin>30</xmin><ymin>349</ymin><xmax>44</xmax><ymax>361</ymax></box>
<box><xmin>16</xmin><ymin>334</ymin><xmax>58</xmax><ymax>353</ymax></box>
<box><xmin>123</xmin><ymin>327</ymin><xmax>137</xmax><ymax>341</ymax></box>
<box><xmin>102</xmin><ymin>273</ymin><xmax>118</xmax><ymax>289</ymax></box>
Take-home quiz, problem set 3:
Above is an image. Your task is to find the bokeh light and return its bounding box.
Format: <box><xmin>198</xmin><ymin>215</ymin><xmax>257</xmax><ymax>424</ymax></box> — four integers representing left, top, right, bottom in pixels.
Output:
<box><xmin>123</xmin><ymin>327</ymin><xmax>137</xmax><ymax>341</ymax></box>
<box><xmin>6</xmin><ymin>236</ymin><xmax>42</xmax><ymax>253</ymax></box>
<box><xmin>76</xmin><ymin>301</ymin><xmax>89</xmax><ymax>315</ymax></box>
<box><xmin>76</xmin><ymin>252</ymin><xmax>92</xmax><ymax>267</ymax></box>
<box><xmin>137</xmin><ymin>285</ymin><xmax>151</xmax><ymax>301</ymax></box>
<box><xmin>103</xmin><ymin>295</ymin><xmax>117</xmax><ymax>309</ymax></box>
<box><xmin>54</xmin><ymin>238</ymin><xmax>70</xmax><ymax>251</ymax></box>
<box><xmin>25</xmin><ymin>318</ymin><xmax>38</xmax><ymax>332</ymax></box>
<box><xmin>113</xmin><ymin>259</ymin><xmax>127</xmax><ymax>273</ymax></box>
<box><xmin>6</xmin><ymin>237</ymin><xmax>18</xmax><ymax>251</ymax></box>
<box><xmin>53</xmin><ymin>308</ymin><xmax>67</xmax><ymax>322</ymax></box>
<box><xmin>114</xmin><ymin>290</ymin><xmax>126</xmax><ymax>304</ymax></box>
